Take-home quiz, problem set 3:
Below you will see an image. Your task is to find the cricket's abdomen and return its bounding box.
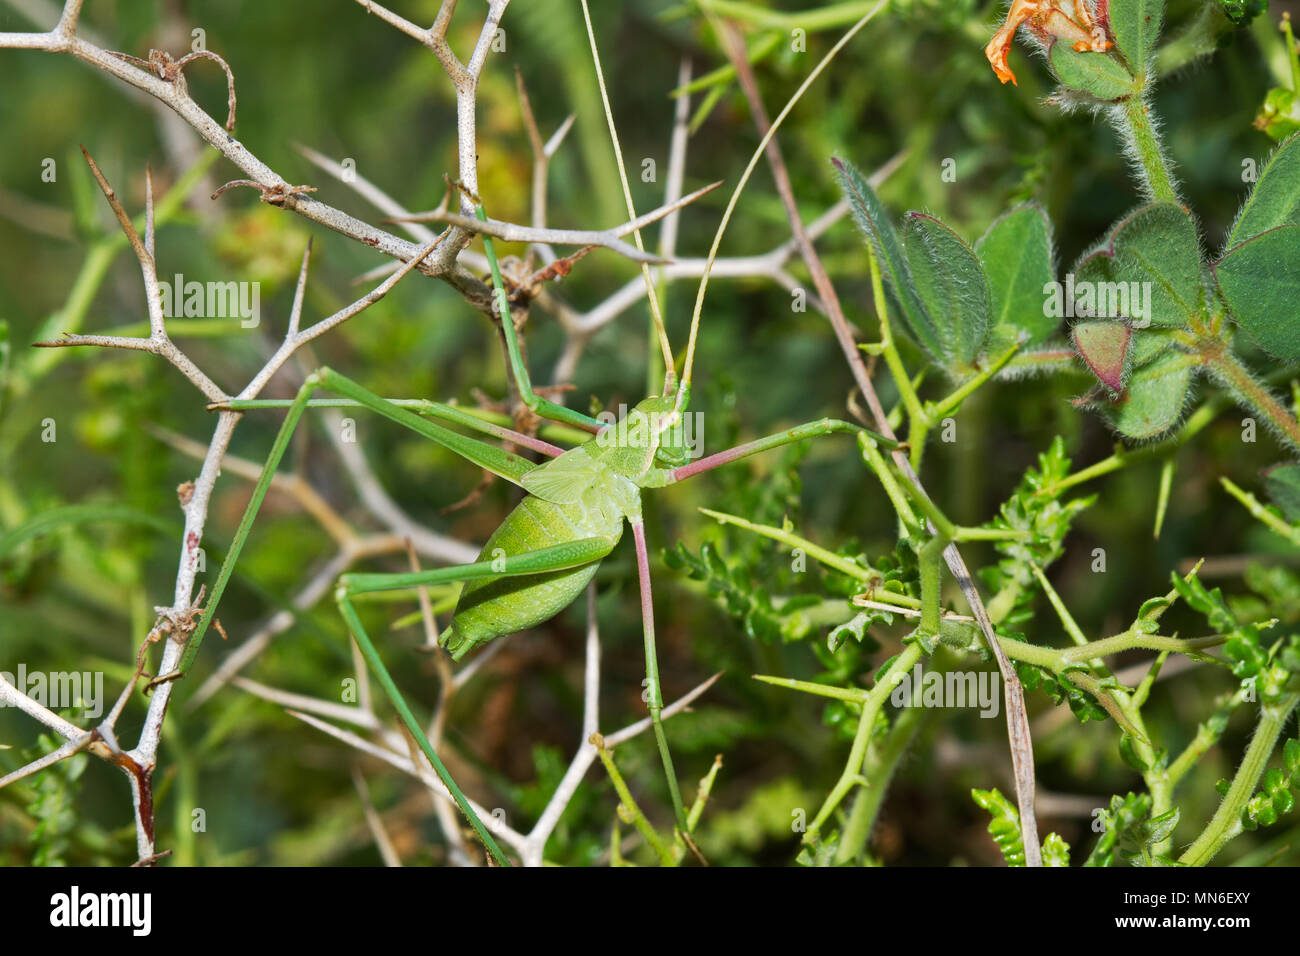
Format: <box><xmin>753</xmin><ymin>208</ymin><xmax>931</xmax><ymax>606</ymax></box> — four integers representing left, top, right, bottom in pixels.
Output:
<box><xmin>442</xmin><ymin>494</ymin><xmax>622</xmax><ymax>659</ymax></box>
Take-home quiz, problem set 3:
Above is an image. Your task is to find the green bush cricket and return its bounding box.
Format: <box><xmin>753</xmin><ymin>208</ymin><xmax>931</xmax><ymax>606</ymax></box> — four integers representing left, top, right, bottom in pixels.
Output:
<box><xmin>177</xmin><ymin>28</ymin><xmax>898</xmax><ymax>869</ymax></box>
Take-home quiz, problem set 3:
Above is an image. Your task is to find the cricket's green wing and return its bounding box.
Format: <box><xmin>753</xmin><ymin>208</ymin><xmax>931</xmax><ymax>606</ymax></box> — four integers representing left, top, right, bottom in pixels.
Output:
<box><xmin>519</xmin><ymin>443</ymin><xmax>600</xmax><ymax>503</ymax></box>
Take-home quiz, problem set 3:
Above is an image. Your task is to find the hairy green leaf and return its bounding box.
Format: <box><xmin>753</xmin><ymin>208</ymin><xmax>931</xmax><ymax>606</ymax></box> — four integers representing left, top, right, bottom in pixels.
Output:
<box><xmin>1074</xmin><ymin>204</ymin><xmax>1201</xmax><ymax>328</ymax></box>
<box><xmin>1049</xmin><ymin>40</ymin><xmax>1135</xmax><ymax>100</ymax></box>
<box><xmin>1230</xmin><ymin>134</ymin><xmax>1300</xmax><ymax>246</ymax></box>
<box><xmin>1264</xmin><ymin>462</ymin><xmax>1300</xmax><ymax>524</ymax></box>
<box><xmin>834</xmin><ymin>157</ymin><xmax>940</xmax><ymax>359</ymax></box>
<box><xmin>1214</xmin><ymin>225</ymin><xmax>1300</xmax><ymax>361</ymax></box>
<box><xmin>1108</xmin><ymin>0</ymin><xmax>1165</xmax><ymax>69</ymax></box>
<box><xmin>976</xmin><ymin>203</ymin><xmax>1057</xmax><ymax>346</ymax></box>
<box><xmin>903</xmin><ymin>213</ymin><xmax>990</xmax><ymax>364</ymax></box>
<box><xmin>1101</xmin><ymin>349</ymin><xmax>1194</xmax><ymax>440</ymax></box>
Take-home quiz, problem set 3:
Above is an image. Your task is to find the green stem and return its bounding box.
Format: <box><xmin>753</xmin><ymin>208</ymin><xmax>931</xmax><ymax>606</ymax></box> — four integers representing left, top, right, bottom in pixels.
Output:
<box><xmin>1117</xmin><ymin>92</ymin><xmax>1180</xmax><ymax>204</ymax></box>
<box><xmin>593</xmin><ymin>734</ymin><xmax>677</xmax><ymax>866</ymax></box>
<box><xmin>836</xmin><ymin>702</ymin><xmax>929</xmax><ymax>864</ymax></box>
<box><xmin>1179</xmin><ymin>691</ymin><xmax>1300</xmax><ymax>866</ymax></box>
<box><xmin>806</xmin><ymin>642</ymin><xmax>924</xmax><ymax>841</ymax></box>
<box><xmin>1055</xmin><ymin>633</ymin><xmax>1223</xmax><ymax>664</ymax></box>
<box><xmin>698</xmin><ymin>507</ymin><xmax>875</xmax><ymax>582</ymax></box>
<box><xmin>927</xmin><ymin>342</ymin><xmax>1021</xmax><ymax>422</ymax></box>
<box><xmin>1167</xmin><ymin>686</ymin><xmax>1253</xmax><ymax>787</ymax></box>
<box><xmin>1222</xmin><ymin>477</ymin><xmax>1300</xmax><ymax>545</ymax></box>
<box><xmin>865</xmin><ymin>248</ymin><xmax>927</xmax><ymax>439</ymax></box>
<box><xmin>1199</xmin><ymin>338</ymin><xmax>1300</xmax><ymax>453</ymax></box>
<box><xmin>1044</xmin><ymin>400</ymin><xmax>1221</xmax><ymax>497</ymax></box>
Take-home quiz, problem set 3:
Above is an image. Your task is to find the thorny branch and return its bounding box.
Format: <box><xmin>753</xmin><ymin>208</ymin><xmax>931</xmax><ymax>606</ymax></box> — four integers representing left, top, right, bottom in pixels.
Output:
<box><xmin>2</xmin><ymin>0</ymin><xmax>906</xmax><ymax>866</ymax></box>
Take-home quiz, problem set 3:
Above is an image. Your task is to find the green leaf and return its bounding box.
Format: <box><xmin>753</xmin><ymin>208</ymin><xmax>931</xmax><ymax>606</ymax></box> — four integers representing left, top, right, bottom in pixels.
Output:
<box><xmin>828</xmin><ymin>611</ymin><xmax>874</xmax><ymax>652</ymax></box>
<box><xmin>1143</xmin><ymin>807</ymin><xmax>1180</xmax><ymax>844</ymax></box>
<box><xmin>1043</xmin><ymin>832</ymin><xmax>1071</xmax><ymax>867</ymax></box>
<box><xmin>1107</xmin><ymin>0</ymin><xmax>1165</xmax><ymax>69</ymax></box>
<box><xmin>1074</xmin><ymin>204</ymin><xmax>1202</xmax><ymax>328</ymax></box>
<box><xmin>1128</xmin><ymin>327</ymin><xmax>1178</xmax><ymax>367</ymax></box>
<box><xmin>1264</xmin><ymin>463</ymin><xmax>1300</xmax><ymax>523</ymax></box>
<box><xmin>971</xmin><ymin>787</ymin><xmax>1025</xmax><ymax>866</ymax></box>
<box><xmin>1072</xmin><ymin>320</ymin><xmax>1132</xmax><ymax>392</ymax></box>
<box><xmin>1049</xmin><ymin>40</ymin><xmax>1136</xmax><ymax>100</ymax></box>
<box><xmin>1213</xmin><ymin>225</ymin><xmax>1300</xmax><ymax>361</ymax></box>
<box><xmin>1230</xmin><ymin>134</ymin><xmax>1300</xmax><ymax>246</ymax></box>
<box><xmin>1101</xmin><ymin>349</ymin><xmax>1195</xmax><ymax>440</ymax></box>
<box><xmin>1255</xmin><ymin>88</ymin><xmax>1300</xmax><ymax>143</ymax></box>
<box><xmin>976</xmin><ymin>203</ymin><xmax>1057</xmax><ymax>346</ymax></box>
<box><xmin>834</xmin><ymin>158</ymin><xmax>941</xmax><ymax>360</ymax></box>
<box><xmin>903</xmin><ymin>213</ymin><xmax>990</xmax><ymax>365</ymax></box>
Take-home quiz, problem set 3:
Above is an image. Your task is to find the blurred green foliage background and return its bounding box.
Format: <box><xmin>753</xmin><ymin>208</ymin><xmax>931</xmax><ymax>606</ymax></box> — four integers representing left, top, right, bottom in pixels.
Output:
<box><xmin>1</xmin><ymin>0</ymin><xmax>1298</xmax><ymax>865</ymax></box>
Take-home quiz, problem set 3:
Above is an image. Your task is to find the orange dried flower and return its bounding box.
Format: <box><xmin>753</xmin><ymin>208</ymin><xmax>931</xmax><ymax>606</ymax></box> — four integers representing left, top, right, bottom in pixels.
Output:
<box><xmin>985</xmin><ymin>0</ymin><xmax>1114</xmax><ymax>86</ymax></box>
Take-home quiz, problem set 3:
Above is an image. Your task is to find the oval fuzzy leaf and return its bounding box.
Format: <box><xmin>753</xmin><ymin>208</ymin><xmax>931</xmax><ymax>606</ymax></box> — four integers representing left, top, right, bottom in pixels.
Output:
<box><xmin>1229</xmin><ymin>133</ymin><xmax>1300</xmax><ymax>247</ymax></box>
<box><xmin>1103</xmin><ymin>349</ymin><xmax>1194</xmax><ymax>440</ymax></box>
<box><xmin>1106</xmin><ymin>0</ymin><xmax>1165</xmax><ymax>69</ymax></box>
<box><xmin>1073</xmin><ymin>320</ymin><xmax>1132</xmax><ymax>392</ymax></box>
<box><xmin>903</xmin><ymin>213</ymin><xmax>990</xmax><ymax>365</ymax></box>
<box><xmin>976</xmin><ymin>203</ymin><xmax>1057</xmax><ymax>346</ymax></box>
<box><xmin>1128</xmin><ymin>326</ymin><xmax>1177</xmax><ymax>367</ymax></box>
<box><xmin>1072</xmin><ymin>204</ymin><xmax>1201</xmax><ymax>328</ymax></box>
<box><xmin>833</xmin><ymin>157</ymin><xmax>941</xmax><ymax>359</ymax></box>
<box><xmin>1213</xmin><ymin>225</ymin><xmax>1300</xmax><ymax>361</ymax></box>
<box><xmin>1049</xmin><ymin>40</ymin><xmax>1135</xmax><ymax>100</ymax></box>
<box><xmin>1264</xmin><ymin>462</ymin><xmax>1300</xmax><ymax>524</ymax></box>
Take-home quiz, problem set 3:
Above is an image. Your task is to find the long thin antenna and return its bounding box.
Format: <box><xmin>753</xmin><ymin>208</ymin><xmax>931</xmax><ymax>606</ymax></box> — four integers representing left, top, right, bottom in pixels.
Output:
<box><xmin>678</xmin><ymin>1</ymin><xmax>891</xmax><ymax>409</ymax></box>
<box><xmin>579</xmin><ymin>0</ymin><xmax>678</xmax><ymax>393</ymax></box>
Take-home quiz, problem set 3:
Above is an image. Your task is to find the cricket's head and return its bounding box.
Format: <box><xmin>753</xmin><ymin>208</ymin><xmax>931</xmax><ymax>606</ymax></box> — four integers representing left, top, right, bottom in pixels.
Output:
<box><xmin>595</xmin><ymin>394</ymin><xmax>689</xmax><ymax>478</ymax></box>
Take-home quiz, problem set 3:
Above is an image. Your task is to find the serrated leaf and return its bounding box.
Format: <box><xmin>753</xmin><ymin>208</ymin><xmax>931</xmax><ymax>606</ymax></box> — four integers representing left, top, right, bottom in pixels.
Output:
<box><xmin>1230</xmin><ymin>134</ymin><xmax>1300</xmax><ymax>246</ymax></box>
<box><xmin>1143</xmin><ymin>807</ymin><xmax>1180</xmax><ymax>844</ymax></box>
<box><xmin>834</xmin><ymin>157</ymin><xmax>941</xmax><ymax>359</ymax></box>
<box><xmin>1214</xmin><ymin>225</ymin><xmax>1300</xmax><ymax>361</ymax></box>
<box><xmin>903</xmin><ymin>213</ymin><xmax>990</xmax><ymax>365</ymax></box>
<box><xmin>1073</xmin><ymin>320</ymin><xmax>1132</xmax><ymax>391</ymax></box>
<box><xmin>1107</xmin><ymin>0</ymin><xmax>1165</xmax><ymax>69</ymax></box>
<box><xmin>827</xmin><ymin>611</ymin><xmax>871</xmax><ymax>652</ymax></box>
<box><xmin>1073</xmin><ymin>204</ymin><xmax>1201</xmax><ymax>328</ymax></box>
<box><xmin>1049</xmin><ymin>40</ymin><xmax>1135</xmax><ymax>99</ymax></box>
<box><xmin>971</xmin><ymin>788</ymin><xmax>1026</xmax><ymax>866</ymax></box>
<box><xmin>1043</xmin><ymin>832</ymin><xmax>1071</xmax><ymax>867</ymax></box>
<box><xmin>1264</xmin><ymin>463</ymin><xmax>1300</xmax><ymax>523</ymax></box>
<box><xmin>1102</xmin><ymin>349</ymin><xmax>1194</xmax><ymax>440</ymax></box>
<box><xmin>976</xmin><ymin>203</ymin><xmax>1058</xmax><ymax>346</ymax></box>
